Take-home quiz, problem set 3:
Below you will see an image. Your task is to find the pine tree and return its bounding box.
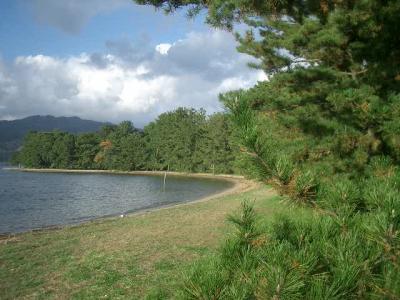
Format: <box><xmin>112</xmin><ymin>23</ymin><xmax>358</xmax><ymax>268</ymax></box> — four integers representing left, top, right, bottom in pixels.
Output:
<box><xmin>134</xmin><ymin>0</ymin><xmax>400</xmax><ymax>297</ymax></box>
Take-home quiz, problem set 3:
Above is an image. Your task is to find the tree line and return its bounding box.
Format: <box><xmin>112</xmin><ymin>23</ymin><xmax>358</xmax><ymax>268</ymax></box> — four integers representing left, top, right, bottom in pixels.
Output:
<box><xmin>12</xmin><ymin>108</ymin><xmax>237</xmax><ymax>174</ymax></box>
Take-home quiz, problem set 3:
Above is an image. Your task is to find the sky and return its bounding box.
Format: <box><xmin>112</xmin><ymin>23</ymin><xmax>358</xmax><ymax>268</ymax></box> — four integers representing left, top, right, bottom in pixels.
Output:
<box><xmin>0</xmin><ymin>0</ymin><xmax>266</xmax><ymax>126</ymax></box>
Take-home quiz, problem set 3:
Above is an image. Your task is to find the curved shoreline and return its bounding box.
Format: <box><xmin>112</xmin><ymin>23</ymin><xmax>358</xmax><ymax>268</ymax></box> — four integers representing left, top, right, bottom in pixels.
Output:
<box><xmin>126</xmin><ymin>174</ymin><xmax>258</xmax><ymax>216</ymax></box>
<box><xmin>0</xmin><ymin>168</ymin><xmax>259</xmax><ymax>237</ymax></box>
<box><xmin>6</xmin><ymin>167</ymin><xmax>245</xmax><ymax>180</ymax></box>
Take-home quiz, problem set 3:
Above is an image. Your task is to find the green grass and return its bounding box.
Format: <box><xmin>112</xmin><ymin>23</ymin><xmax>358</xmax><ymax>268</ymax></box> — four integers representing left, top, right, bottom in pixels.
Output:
<box><xmin>0</xmin><ymin>184</ymin><xmax>309</xmax><ymax>299</ymax></box>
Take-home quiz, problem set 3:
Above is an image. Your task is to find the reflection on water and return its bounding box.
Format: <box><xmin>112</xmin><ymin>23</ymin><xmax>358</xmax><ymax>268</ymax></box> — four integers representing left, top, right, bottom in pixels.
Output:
<box><xmin>0</xmin><ymin>168</ymin><xmax>233</xmax><ymax>233</ymax></box>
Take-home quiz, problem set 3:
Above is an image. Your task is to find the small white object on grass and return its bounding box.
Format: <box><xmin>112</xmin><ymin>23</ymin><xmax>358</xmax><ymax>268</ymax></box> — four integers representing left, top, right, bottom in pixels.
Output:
<box><xmin>120</xmin><ymin>214</ymin><xmax>124</xmax><ymax>218</ymax></box>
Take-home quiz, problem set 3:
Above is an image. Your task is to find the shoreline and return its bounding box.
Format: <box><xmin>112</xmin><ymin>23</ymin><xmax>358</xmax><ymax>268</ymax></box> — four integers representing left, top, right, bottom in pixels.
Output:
<box><xmin>5</xmin><ymin>167</ymin><xmax>245</xmax><ymax>179</ymax></box>
<box><xmin>0</xmin><ymin>168</ymin><xmax>259</xmax><ymax>238</ymax></box>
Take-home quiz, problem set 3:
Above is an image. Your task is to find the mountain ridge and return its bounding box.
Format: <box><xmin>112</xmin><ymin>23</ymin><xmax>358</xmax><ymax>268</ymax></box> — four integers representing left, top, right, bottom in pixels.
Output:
<box><xmin>0</xmin><ymin>115</ymin><xmax>111</xmax><ymax>161</ymax></box>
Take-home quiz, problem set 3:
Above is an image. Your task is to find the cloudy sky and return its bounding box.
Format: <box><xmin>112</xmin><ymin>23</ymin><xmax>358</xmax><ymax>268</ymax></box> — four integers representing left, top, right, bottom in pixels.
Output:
<box><xmin>0</xmin><ymin>0</ymin><xmax>266</xmax><ymax>126</ymax></box>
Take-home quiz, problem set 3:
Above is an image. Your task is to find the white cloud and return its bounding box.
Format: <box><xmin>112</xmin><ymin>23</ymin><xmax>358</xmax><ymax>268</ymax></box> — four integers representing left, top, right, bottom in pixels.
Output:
<box><xmin>0</xmin><ymin>30</ymin><xmax>266</xmax><ymax>127</ymax></box>
<box><xmin>155</xmin><ymin>44</ymin><xmax>172</xmax><ymax>55</ymax></box>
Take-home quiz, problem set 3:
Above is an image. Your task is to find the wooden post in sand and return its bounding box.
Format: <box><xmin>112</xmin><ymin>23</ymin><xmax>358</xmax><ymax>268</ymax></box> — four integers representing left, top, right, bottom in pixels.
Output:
<box><xmin>163</xmin><ymin>165</ymin><xmax>168</xmax><ymax>191</ymax></box>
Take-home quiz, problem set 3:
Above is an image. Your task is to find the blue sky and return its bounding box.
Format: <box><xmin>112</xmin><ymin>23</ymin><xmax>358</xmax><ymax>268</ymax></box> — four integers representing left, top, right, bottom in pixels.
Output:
<box><xmin>0</xmin><ymin>0</ymin><xmax>265</xmax><ymax>125</ymax></box>
<box><xmin>0</xmin><ymin>1</ymin><xmax>208</xmax><ymax>60</ymax></box>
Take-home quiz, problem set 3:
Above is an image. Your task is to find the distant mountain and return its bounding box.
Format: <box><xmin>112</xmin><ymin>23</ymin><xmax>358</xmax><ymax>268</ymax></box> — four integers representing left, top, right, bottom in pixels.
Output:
<box><xmin>0</xmin><ymin>115</ymin><xmax>110</xmax><ymax>161</ymax></box>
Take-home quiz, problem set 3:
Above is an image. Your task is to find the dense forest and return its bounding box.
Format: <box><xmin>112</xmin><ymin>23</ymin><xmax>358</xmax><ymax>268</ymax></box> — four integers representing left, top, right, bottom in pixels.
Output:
<box><xmin>130</xmin><ymin>0</ymin><xmax>398</xmax><ymax>299</ymax></box>
<box><xmin>12</xmin><ymin>108</ymin><xmax>237</xmax><ymax>174</ymax></box>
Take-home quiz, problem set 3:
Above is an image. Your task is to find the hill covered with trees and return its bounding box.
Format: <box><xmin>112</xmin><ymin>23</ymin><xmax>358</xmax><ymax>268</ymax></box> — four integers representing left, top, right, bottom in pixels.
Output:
<box><xmin>12</xmin><ymin>108</ymin><xmax>237</xmax><ymax>174</ymax></box>
<box><xmin>131</xmin><ymin>0</ymin><xmax>399</xmax><ymax>298</ymax></box>
<box><xmin>0</xmin><ymin>115</ymin><xmax>108</xmax><ymax>161</ymax></box>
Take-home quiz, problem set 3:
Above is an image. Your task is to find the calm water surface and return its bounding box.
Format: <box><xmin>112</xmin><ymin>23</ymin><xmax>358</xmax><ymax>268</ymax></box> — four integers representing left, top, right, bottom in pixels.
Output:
<box><xmin>0</xmin><ymin>166</ymin><xmax>233</xmax><ymax>233</ymax></box>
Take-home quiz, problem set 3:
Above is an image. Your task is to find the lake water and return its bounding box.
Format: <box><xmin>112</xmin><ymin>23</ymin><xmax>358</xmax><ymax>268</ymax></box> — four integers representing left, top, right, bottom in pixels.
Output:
<box><xmin>0</xmin><ymin>166</ymin><xmax>233</xmax><ymax>234</ymax></box>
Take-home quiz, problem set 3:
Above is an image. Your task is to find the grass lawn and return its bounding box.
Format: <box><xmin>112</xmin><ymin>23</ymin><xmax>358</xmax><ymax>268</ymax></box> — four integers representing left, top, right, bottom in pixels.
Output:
<box><xmin>0</xmin><ymin>183</ymin><xmax>307</xmax><ymax>299</ymax></box>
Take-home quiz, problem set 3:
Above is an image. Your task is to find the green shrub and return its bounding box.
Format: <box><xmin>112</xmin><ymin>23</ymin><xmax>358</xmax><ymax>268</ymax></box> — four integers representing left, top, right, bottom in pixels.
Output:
<box><xmin>274</xmin><ymin>156</ymin><xmax>295</xmax><ymax>185</ymax></box>
<box><xmin>293</xmin><ymin>170</ymin><xmax>318</xmax><ymax>203</ymax></box>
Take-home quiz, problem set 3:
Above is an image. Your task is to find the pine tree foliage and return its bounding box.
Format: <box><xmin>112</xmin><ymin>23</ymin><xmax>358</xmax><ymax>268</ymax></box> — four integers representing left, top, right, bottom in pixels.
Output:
<box><xmin>133</xmin><ymin>0</ymin><xmax>400</xmax><ymax>298</ymax></box>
